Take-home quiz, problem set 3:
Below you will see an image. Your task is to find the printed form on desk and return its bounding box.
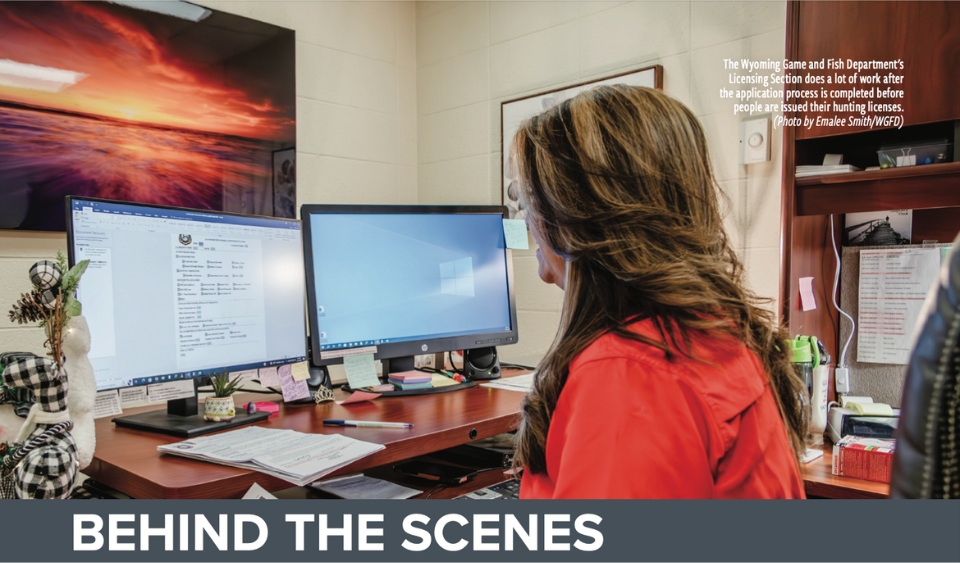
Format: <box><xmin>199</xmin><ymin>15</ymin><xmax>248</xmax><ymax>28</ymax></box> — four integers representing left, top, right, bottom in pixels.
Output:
<box><xmin>481</xmin><ymin>371</ymin><xmax>536</xmax><ymax>392</ymax></box>
<box><xmin>857</xmin><ymin>248</ymin><xmax>940</xmax><ymax>364</ymax></box>
<box><xmin>157</xmin><ymin>427</ymin><xmax>384</xmax><ymax>487</ymax></box>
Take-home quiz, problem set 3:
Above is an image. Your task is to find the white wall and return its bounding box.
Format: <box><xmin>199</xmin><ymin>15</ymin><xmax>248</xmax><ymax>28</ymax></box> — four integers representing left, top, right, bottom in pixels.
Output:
<box><xmin>416</xmin><ymin>1</ymin><xmax>788</xmax><ymax>363</ymax></box>
<box><xmin>2</xmin><ymin>1</ymin><xmax>788</xmax><ymax>372</ymax></box>
<box><xmin>0</xmin><ymin>2</ymin><xmax>418</xmax><ymax>370</ymax></box>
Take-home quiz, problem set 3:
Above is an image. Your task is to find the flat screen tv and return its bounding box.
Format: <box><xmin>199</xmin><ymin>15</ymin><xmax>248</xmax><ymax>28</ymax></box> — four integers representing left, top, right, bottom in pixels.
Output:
<box><xmin>0</xmin><ymin>1</ymin><xmax>296</xmax><ymax>231</ymax></box>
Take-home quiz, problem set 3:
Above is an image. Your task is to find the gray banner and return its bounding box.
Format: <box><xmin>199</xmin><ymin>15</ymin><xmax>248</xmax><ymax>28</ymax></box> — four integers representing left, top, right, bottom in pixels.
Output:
<box><xmin>1</xmin><ymin>500</ymin><xmax>957</xmax><ymax>562</ymax></box>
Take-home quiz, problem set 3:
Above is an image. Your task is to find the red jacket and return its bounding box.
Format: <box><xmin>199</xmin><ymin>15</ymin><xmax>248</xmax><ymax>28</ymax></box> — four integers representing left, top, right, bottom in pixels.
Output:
<box><xmin>520</xmin><ymin>319</ymin><xmax>806</xmax><ymax>499</ymax></box>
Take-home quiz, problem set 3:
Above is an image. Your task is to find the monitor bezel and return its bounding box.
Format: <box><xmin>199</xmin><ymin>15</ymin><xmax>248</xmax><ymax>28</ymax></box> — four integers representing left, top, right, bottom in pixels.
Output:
<box><xmin>300</xmin><ymin>204</ymin><xmax>520</xmax><ymax>367</ymax></box>
<box><xmin>64</xmin><ymin>195</ymin><xmax>307</xmax><ymax>392</ymax></box>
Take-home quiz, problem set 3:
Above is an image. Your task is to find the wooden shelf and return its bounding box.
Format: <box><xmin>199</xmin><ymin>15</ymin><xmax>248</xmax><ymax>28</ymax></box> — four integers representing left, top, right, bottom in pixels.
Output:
<box><xmin>795</xmin><ymin>161</ymin><xmax>960</xmax><ymax>216</ymax></box>
<box><xmin>796</xmin><ymin>161</ymin><xmax>960</xmax><ymax>186</ymax></box>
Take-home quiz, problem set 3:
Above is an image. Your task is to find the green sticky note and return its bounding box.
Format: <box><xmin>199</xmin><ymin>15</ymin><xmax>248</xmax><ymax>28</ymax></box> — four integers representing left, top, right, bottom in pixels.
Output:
<box><xmin>343</xmin><ymin>354</ymin><xmax>381</xmax><ymax>389</ymax></box>
<box><xmin>942</xmin><ymin>246</ymin><xmax>952</xmax><ymax>264</ymax></box>
<box><xmin>502</xmin><ymin>219</ymin><xmax>529</xmax><ymax>249</ymax></box>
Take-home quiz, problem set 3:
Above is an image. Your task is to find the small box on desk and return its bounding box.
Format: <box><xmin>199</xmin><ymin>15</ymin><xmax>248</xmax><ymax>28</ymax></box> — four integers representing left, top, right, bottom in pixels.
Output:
<box><xmin>832</xmin><ymin>436</ymin><xmax>896</xmax><ymax>483</ymax></box>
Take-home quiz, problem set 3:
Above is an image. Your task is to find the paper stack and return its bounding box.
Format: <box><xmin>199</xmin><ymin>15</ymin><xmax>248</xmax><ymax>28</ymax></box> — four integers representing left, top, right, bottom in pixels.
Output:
<box><xmin>388</xmin><ymin>370</ymin><xmax>433</xmax><ymax>390</ymax></box>
<box><xmin>796</xmin><ymin>164</ymin><xmax>862</xmax><ymax>178</ymax></box>
<box><xmin>157</xmin><ymin>426</ymin><xmax>384</xmax><ymax>487</ymax></box>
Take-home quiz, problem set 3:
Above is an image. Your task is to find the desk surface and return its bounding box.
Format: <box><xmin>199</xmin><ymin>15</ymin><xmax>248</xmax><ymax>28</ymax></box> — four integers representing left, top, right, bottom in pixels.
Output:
<box><xmin>85</xmin><ymin>374</ymin><xmax>526</xmax><ymax>499</ymax></box>
<box><xmin>86</xmin><ymin>372</ymin><xmax>890</xmax><ymax>499</ymax></box>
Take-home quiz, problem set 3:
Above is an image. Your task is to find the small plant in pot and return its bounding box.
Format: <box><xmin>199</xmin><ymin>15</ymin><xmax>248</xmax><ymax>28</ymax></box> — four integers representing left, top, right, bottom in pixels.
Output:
<box><xmin>204</xmin><ymin>373</ymin><xmax>242</xmax><ymax>421</ymax></box>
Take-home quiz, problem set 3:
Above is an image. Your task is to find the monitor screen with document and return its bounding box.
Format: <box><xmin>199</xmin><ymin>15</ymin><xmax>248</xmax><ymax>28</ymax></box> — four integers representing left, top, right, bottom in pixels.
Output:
<box><xmin>66</xmin><ymin>197</ymin><xmax>307</xmax><ymax>393</ymax></box>
<box><xmin>300</xmin><ymin>205</ymin><xmax>518</xmax><ymax>373</ymax></box>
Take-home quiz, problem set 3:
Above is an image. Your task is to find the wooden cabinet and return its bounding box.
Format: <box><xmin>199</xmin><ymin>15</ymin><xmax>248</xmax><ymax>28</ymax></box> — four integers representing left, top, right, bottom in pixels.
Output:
<box><xmin>793</xmin><ymin>1</ymin><xmax>960</xmax><ymax>139</ymax></box>
<box><xmin>779</xmin><ymin>1</ymin><xmax>960</xmax><ymax>368</ymax></box>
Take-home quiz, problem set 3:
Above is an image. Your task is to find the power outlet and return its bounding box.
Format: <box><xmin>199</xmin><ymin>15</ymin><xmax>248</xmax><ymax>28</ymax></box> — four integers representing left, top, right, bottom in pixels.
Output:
<box><xmin>835</xmin><ymin>367</ymin><xmax>851</xmax><ymax>394</ymax></box>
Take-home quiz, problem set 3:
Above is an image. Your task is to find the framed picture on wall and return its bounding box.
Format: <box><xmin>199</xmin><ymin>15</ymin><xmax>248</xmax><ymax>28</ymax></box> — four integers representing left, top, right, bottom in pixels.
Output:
<box><xmin>272</xmin><ymin>148</ymin><xmax>296</xmax><ymax>218</ymax></box>
<box><xmin>0</xmin><ymin>1</ymin><xmax>296</xmax><ymax>231</ymax></box>
<box><xmin>500</xmin><ymin>65</ymin><xmax>663</xmax><ymax>220</ymax></box>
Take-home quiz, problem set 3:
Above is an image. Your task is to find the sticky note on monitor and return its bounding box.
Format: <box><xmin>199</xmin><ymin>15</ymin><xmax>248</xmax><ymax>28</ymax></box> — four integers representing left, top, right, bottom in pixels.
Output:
<box><xmin>502</xmin><ymin>219</ymin><xmax>529</xmax><ymax>249</ymax></box>
<box><xmin>344</xmin><ymin>353</ymin><xmax>381</xmax><ymax>389</ymax></box>
<box><xmin>259</xmin><ymin>366</ymin><xmax>280</xmax><ymax>387</ymax></box>
<box><xmin>290</xmin><ymin>361</ymin><xmax>311</xmax><ymax>382</ymax></box>
<box><xmin>279</xmin><ymin>364</ymin><xmax>310</xmax><ymax>402</ymax></box>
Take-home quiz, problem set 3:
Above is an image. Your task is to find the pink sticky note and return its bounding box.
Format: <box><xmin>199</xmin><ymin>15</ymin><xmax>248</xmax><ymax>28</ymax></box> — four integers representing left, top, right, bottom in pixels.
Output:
<box><xmin>278</xmin><ymin>364</ymin><xmax>310</xmax><ymax>402</ymax></box>
<box><xmin>799</xmin><ymin>277</ymin><xmax>817</xmax><ymax>312</ymax></box>
<box><xmin>336</xmin><ymin>391</ymin><xmax>381</xmax><ymax>405</ymax></box>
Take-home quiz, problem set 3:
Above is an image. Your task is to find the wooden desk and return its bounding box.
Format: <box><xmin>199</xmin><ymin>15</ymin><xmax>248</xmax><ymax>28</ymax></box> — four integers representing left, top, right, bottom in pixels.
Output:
<box><xmin>86</xmin><ymin>372</ymin><xmax>889</xmax><ymax>499</ymax></box>
<box><xmin>84</xmin><ymin>372</ymin><xmax>527</xmax><ymax>499</ymax></box>
<box><xmin>799</xmin><ymin>442</ymin><xmax>890</xmax><ymax>499</ymax></box>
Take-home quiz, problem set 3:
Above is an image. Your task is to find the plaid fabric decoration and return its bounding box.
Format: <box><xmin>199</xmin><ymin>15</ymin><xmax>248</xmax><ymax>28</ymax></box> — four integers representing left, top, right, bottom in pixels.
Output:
<box><xmin>1</xmin><ymin>421</ymin><xmax>78</xmax><ymax>499</ymax></box>
<box><xmin>28</xmin><ymin>260</ymin><xmax>62</xmax><ymax>291</ymax></box>
<box><xmin>2</xmin><ymin>354</ymin><xmax>67</xmax><ymax>413</ymax></box>
<box><xmin>68</xmin><ymin>483</ymin><xmax>99</xmax><ymax>500</ymax></box>
<box><xmin>12</xmin><ymin>423</ymin><xmax>78</xmax><ymax>499</ymax></box>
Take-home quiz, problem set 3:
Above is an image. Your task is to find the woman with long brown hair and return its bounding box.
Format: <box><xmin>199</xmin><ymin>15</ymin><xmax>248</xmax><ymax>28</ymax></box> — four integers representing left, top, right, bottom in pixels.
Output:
<box><xmin>512</xmin><ymin>85</ymin><xmax>807</xmax><ymax>498</ymax></box>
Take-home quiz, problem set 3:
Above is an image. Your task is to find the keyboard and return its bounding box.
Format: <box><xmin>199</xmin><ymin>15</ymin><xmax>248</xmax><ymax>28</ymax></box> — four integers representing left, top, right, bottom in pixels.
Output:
<box><xmin>456</xmin><ymin>479</ymin><xmax>521</xmax><ymax>500</ymax></box>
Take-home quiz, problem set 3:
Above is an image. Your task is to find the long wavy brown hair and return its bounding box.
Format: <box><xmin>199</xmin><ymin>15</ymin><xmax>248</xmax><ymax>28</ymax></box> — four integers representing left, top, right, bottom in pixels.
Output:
<box><xmin>511</xmin><ymin>85</ymin><xmax>807</xmax><ymax>475</ymax></box>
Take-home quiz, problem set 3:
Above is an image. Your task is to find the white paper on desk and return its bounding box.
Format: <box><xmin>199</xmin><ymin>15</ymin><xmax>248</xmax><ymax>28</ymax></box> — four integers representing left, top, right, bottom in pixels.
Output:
<box><xmin>93</xmin><ymin>390</ymin><xmax>122</xmax><ymax>419</ymax></box>
<box><xmin>312</xmin><ymin>474</ymin><xmax>419</xmax><ymax>499</ymax></box>
<box><xmin>801</xmin><ymin>448</ymin><xmax>824</xmax><ymax>464</ymax></box>
<box><xmin>242</xmin><ymin>482</ymin><xmax>277</xmax><ymax>499</ymax></box>
<box><xmin>857</xmin><ymin>248</ymin><xmax>940</xmax><ymax>364</ymax></box>
<box><xmin>250</xmin><ymin>435</ymin><xmax>384</xmax><ymax>486</ymax></box>
<box><xmin>481</xmin><ymin>371</ymin><xmax>536</xmax><ymax>392</ymax></box>
<box><xmin>158</xmin><ymin>427</ymin><xmax>385</xmax><ymax>487</ymax></box>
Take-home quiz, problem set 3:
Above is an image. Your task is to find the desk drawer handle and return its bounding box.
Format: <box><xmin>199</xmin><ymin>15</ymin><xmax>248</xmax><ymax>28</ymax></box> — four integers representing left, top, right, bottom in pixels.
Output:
<box><xmin>469</xmin><ymin>428</ymin><xmax>478</xmax><ymax>440</ymax></box>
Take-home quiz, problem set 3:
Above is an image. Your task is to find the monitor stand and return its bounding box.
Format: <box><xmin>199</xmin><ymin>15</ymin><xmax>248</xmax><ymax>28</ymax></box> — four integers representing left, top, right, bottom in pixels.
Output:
<box><xmin>382</xmin><ymin>355</ymin><xmax>416</xmax><ymax>376</ymax></box>
<box><xmin>113</xmin><ymin>378</ymin><xmax>269</xmax><ymax>438</ymax></box>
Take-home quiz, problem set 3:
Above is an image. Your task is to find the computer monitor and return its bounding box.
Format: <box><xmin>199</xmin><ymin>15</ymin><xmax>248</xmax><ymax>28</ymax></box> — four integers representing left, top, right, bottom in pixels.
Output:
<box><xmin>300</xmin><ymin>205</ymin><xmax>518</xmax><ymax>380</ymax></box>
<box><xmin>66</xmin><ymin>197</ymin><xmax>307</xmax><ymax>436</ymax></box>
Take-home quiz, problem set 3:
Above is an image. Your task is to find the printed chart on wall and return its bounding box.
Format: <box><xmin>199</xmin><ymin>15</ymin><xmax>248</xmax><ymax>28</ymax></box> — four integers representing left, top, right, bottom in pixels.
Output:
<box><xmin>857</xmin><ymin>248</ymin><xmax>940</xmax><ymax>364</ymax></box>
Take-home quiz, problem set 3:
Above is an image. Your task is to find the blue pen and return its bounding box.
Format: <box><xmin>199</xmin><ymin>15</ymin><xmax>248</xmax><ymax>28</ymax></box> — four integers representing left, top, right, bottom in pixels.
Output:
<box><xmin>323</xmin><ymin>419</ymin><xmax>413</xmax><ymax>428</ymax></box>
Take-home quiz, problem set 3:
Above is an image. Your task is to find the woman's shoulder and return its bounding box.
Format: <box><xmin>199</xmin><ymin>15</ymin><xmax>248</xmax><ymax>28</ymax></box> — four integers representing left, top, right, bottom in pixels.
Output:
<box><xmin>568</xmin><ymin>318</ymin><xmax>768</xmax><ymax>418</ymax></box>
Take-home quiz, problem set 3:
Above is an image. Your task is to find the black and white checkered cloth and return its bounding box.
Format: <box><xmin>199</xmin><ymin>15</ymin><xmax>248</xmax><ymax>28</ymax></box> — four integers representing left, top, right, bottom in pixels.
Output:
<box><xmin>28</xmin><ymin>260</ymin><xmax>61</xmax><ymax>291</ymax></box>
<box><xmin>0</xmin><ymin>354</ymin><xmax>79</xmax><ymax>499</ymax></box>
<box><xmin>3</xmin><ymin>421</ymin><xmax>78</xmax><ymax>499</ymax></box>
<box><xmin>2</xmin><ymin>354</ymin><xmax>68</xmax><ymax>413</ymax></box>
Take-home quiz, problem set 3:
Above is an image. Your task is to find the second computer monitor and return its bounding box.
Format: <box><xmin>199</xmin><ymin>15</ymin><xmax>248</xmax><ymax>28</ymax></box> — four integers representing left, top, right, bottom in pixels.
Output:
<box><xmin>301</xmin><ymin>205</ymin><xmax>518</xmax><ymax>371</ymax></box>
<box><xmin>67</xmin><ymin>197</ymin><xmax>307</xmax><ymax>392</ymax></box>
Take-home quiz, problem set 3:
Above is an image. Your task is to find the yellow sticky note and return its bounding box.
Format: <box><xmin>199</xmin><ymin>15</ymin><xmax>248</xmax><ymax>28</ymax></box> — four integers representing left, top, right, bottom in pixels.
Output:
<box><xmin>290</xmin><ymin>361</ymin><xmax>311</xmax><ymax>382</ymax></box>
<box><xmin>431</xmin><ymin>373</ymin><xmax>458</xmax><ymax>388</ymax></box>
